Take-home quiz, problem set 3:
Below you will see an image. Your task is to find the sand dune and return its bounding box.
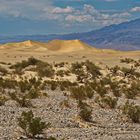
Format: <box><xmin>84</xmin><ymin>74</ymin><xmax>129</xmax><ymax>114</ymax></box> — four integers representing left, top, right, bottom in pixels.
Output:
<box><xmin>0</xmin><ymin>40</ymin><xmax>140</xmax><ymax>55</ymax></box>
<box><xmin>0</xmin><ymin>40</ymin><xmax>49</xmax><ymax>51</ymax></box>
<box><xmin>0</xmin><ymin>40</ymin><xmax>99</xmax><ymax>53</ymax></box>
<box><xmin>45</xmin><ymin>39</ymin><xmax>95</xmax><ymax>52</ymax></box>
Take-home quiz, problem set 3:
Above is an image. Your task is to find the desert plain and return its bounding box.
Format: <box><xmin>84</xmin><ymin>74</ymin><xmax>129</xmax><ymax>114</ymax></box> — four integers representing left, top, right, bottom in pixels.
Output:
<box><xmin>0</xmin><ymin>40</ymin><xmax>140</xmax><ymax>140</ymax></box>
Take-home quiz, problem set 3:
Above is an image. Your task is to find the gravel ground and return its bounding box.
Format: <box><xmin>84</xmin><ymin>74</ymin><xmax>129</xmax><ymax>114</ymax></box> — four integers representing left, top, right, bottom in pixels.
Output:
<box><xmin>0</xmin><ymin>89</ymin><xmax>140</xmax><ymax>140</ymax></box>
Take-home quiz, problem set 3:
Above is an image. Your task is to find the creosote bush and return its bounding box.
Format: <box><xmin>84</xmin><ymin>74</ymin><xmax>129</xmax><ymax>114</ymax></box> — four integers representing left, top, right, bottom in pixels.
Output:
<box><xmin>0</xmin><ymin>66</ymin><xmax>8</xmax><ymax>75</ymax></box>
<box><xmin>70</xmin><ymin>85</ymin><xmax>94</xmax><ymax>100</ymax></box>
<box><xmin>9</xmin><ymin>92</ymin><xmax>32</xmax><ymax>108</ymax></box>
<box><xmin>78</xmin><ymin>100</ymin><xmax>92</xmax><ymax>122</ymax></box>
<box><xmin>10</xmin><ymin>57</ymin><xmax>40</xmax><ymax>70</ymax></box>
<box><xmin>36</xmin><ymin>61</ymin><xmax>54</xmax><ymax>77</ymax></box>
<box><xmin>18</xmin><ymin>110</ymin><xmax>50</xmax><ymax>138</ymax></box>
<box><xmin>99</xmin><ymin>96</ymin><xmax>118</xmax><ymax>109</ymax></box>
<box><xmin>122</xmin><ymin>101</ymin><xmax>140</xmax><ymax>123</ymax></box>
<box><xmin>84</xmin><ymin>60</ymin><xmax>102</xmax><ymax>78</ymax></box>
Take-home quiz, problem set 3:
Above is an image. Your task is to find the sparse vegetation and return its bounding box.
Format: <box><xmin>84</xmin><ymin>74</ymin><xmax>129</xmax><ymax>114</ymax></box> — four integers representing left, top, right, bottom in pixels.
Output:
<box><xmin>0</xmin><ymin>57</ymin><xmax>140</xmax><ymax>139</ymax></box>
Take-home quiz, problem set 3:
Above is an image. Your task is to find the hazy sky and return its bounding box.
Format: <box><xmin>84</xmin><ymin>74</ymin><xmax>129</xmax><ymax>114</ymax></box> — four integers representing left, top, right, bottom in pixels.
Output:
<box><xmin>0</xmin><ymin>0</ymin><xmax>140</xmax><ymax>35</ymax></box>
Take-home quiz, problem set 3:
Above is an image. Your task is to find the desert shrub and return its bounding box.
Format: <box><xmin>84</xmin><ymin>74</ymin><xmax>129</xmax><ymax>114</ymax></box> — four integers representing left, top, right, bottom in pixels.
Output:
<box><xmin>47</xmin><ymin>137</ymin><xmax>57</xmax><ymax>140</ymax></box>
<box><xmin>56</xmin><ymin>70</ymin><xmax>70</xmax><ymax>77</ymax></box>
<box><xmin>122</xmin><ymin>101</ymin><xmax>140</xmax><ymax>123</ymax></box>
<box><xmin>104</xmin><ymin>96</ymin><xmax>118</xmax><ymax>109</ymax></box>
<box><xmin>0</xmin><ymin>96</ymin><xmax>7</xmax><ymax>106</ymax></box>
<box><xmin>10</xmin><ymin>57</ymin><xmax>40</xmax><ymax>70</ymax></box>
<box><xmin>59</xmin><ymin>80</ymin><xmax>78</xmax><ymax>91</ymax></box>
<box><xmin>76</xmin><ymin>69</ymin><xmax>87</xmax><ymax>83</ymax></box>
<box><xmin>27</xmin><ymin>88</ymin><xmax>39</xmax><ymax>99</ymax></box>
<box><xmin>95</xmin><ymin>85</ymin><xmax>108</xmax><ymax>97</ymax></box>
<box><xmin>0</xmin><ymin>66</ymin><xmax>8</xmax><ymax>75</ymax></box>
<box><xmin>84</xmin><ymin>60</ymin><xmax>102</xmax><ymax>78</ymax></box>
<box><xmin>9</xmin><ymin>92</ymin><xmax>32</xmax><ymax>108</ymax></box>
<box><xmin>27</xmin><ymin>57</ymin><xmax>40</xmax><ymax>65</ymax></box>
<box><xmin>100</xmin><ymin>77</ymin><xmax>112</xmax><ymax>85</ymax></box>
<box><xmin>60</xmin><ymin>99</ymin><xmax>71</xmax><ymax>108</ymax></box>
<box><xmin>36</xmin><ymin>62</ymin><xmax>54</xmax><ymax>77</ymax></box>
<box><xmin>56</xmin><ymin>70</ymin><xmax>65</xmax><ymax>77</ymax></box>
<box><xmin>18</xmin><ymin>110</ymin><xmax>50</xmax><ymax>138</ymax></box>
<box><xmin>124</xmin><ymin>89</ymin><xmax>137</xmax><ymax>99</ymax></box>
<box><xmin>84</xmin><ymin>86</ymin><xmax>94</xmax><ymax>99</ymax></box>
<box><xmin>98</xmin><ymin>96</ymin><xmax>118</xmax><ymax>109</ymax></box>
<box><xmin>78</xmin><ymin>100</ymin><xmax>89</xmax><ymax>109</ymax></box>
<box><xmin>70</xmin><ymin>85</ymin><xmax>94</xmax><ymax>100</ymax></box>
<box><xmin>18</xmin><ymin>80</ymin><xmax>32</xmax><ymax>93</ymax></box>
<box><xmin>109</xmin><ymin>65</ymin><xmax>121</xmax><ymax>76</ymax></box>
<box><xmin>46</xmin><ymin>80</ymin><xmax>77</xmax><ymax>91</ymax></box>
<box><xmin>70</xmin><ymin>86</ymin><xmax>86</xmax><ymax>100</ymax></box>
<box><xmin>0</xmin><ymin>78</ymin><xmax>17</xmax><ymax>89</ymax></box>
<box><xmin>17</xmin><ymin>96</ymin><xmax>32</xmax><ymax>108</ymax></box>
<box><xmin>79</xmin><ymin>107</ymin><xmax>92</xmax><ymax>122</ymax></box>
<box><xmin>54</xmin><ymin>62</ymin><xmax>65</xmax><ymax>68</ymax></box>
<box><xmin>78</xmin><ymin>100</ymin><xmax>92</xmax><ymax>122</ymax></box>
<box><xmin>71</xmin><ymin>62</ymin><xmax>83</xmax><ymax>75</ymax></box>
<box><xmin>121</xmin><ymin>67</ymin><xmax>140</xmax><ymax>78</ymax></box>
<box><xmin>124</xmin><ymin>82</ymin><xmax>140</xmax><ymax>99</ymax></box>
<box><xmin>110</xmin><ymin>81</ymin><xmax>122</xmax><ymax>97</ymax></box>
<box><xmin>28</xmin><ymin>77</ymin><xmax>42</xmax><ymax>89</ymax></box>
<box><xmin>120</xmin><ymin>58</ymin><xmax>135</xmax><ymax>64</ymax></box>
<box><xmin>45</xmin><ymin>81</ymin><xmax>58</xmax><ymax>90</ymax></box>
<box><xmin>71</xmin><ymin>61</ymin><xmax>101</xmax><ymax>81</ymax></box>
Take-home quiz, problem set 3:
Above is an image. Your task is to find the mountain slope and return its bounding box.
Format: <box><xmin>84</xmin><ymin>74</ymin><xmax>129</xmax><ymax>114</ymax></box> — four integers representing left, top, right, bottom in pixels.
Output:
<box><xmin>80</xmin><ymin>18</ymin><xmax>140</xmax><ymax>50</ymax></box>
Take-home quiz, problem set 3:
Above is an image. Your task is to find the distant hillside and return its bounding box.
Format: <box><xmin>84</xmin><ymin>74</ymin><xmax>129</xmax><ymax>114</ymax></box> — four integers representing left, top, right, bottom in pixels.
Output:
<box><xmin>0</xmin><ymin>18</ymin><xmax>140</xmax><ymax>51</ymax></box>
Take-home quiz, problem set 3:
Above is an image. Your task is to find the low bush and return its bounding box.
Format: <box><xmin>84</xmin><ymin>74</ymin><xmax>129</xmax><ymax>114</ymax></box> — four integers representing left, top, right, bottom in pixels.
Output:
<box><xmin>18</xmin><ymin>110</ymin><xmax>50</xmax><ymax>138</ymax></box>
<box><xmin>84</xmin><ymin>60</ymin><xmax>102</xmax><ymax>78</ymax></box>
<box><xmin>0</xmin><ymin>66</ymin><xmax>8</xmax><ymax>75</ymax></box>
<box><xmin>9</xmin><ymin>92</ymin><xmax>32</xmax><ymax>108</ymax></box>
<box><xmin>122</xmin><ymin>101</ymin><xmax>140</xmax><ymax>123</ymax></box>
<box><xmin>78</xmin><ymin>100</ymin><xmax>92</xmax><ymax>122</ymax></box>
<box><xmin>36</xmin><ymin>62</ymin><xmax>54</xmax><ymax>77</ymax></box>
<box><xmin>98</xmin><ymin>96</ymin><xmax>118</xmax><ymax>109</ymax></box>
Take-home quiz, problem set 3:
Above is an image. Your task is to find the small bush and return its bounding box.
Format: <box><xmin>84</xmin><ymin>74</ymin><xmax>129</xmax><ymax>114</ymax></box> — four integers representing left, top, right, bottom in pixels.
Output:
<box><xmin>0</xmin><ymin>66</ymin><xmax>8</xmax><ymax>75</ymax></box>
<box><xmin>18</xmin><ymin>110</ymin><xmax>50</xmax><ymax>138</ymax></box>
<box><xmin>9</xmin><ymin>92</ymin><xmax>32</xmax><ymax>108</ymax></box>
<box><xmin>78</xmin><ymin>101</ymin><xmax>92</xmax><ymax>122</ymax></box>
<box><xmin>0</xmin><ymin>96</ymin><xmax>7</xmax><ymax>106</ymax></box>
<box><xmin>70</xmin><ymin>86</ymin><xmax>86</xmax><ymax>100</ymax></box>
<box><xmin>79</xmin><ymin>107</ymin><xmax>92</xmax><ymax>122</ymax></box>
<box><xmin>36</xmin><ymin>62</ymin><xmax>54</xmax><ymax>77</ymax></box>
<box><xmin>27</xmin><ymin>89</ymin><xmax>39</xmax><ymax>99</ymax></box>
<box><xmin>10</xmin><ymin>57</ymin><xmax>40</xmax><ymax>71</ymax></box>
<box><xmin>71</xmin><ymin>62</ymin><xmax>83</xmax><ymax>75</ymax></box>
<box><xmin>122</xmin><ymin>101</ymin><xmax>140</xmax><ymax>123</ymax></box>
<box><xmin>124</xmin><ymin>82</ymin><xmax>140</xmax><ymax>99</ymax></box>
<box><xmin>0</xmin><ymin>78</ymin><xmax>17</xmax><ymax>89</ymax></box>
<box><xmin>98</xmin><ymin>96</ymin><xmax>118</xmax><ymax>109</ymax></box>
<box><xmin>47</xmin><ymin>136</ymin><xmax>57</xmax><ymax>140</ymax></box>
<box><xmin>84</xmin><ymin>60</ymin><xmax>102</xmax><ymax>78</ymax></box>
